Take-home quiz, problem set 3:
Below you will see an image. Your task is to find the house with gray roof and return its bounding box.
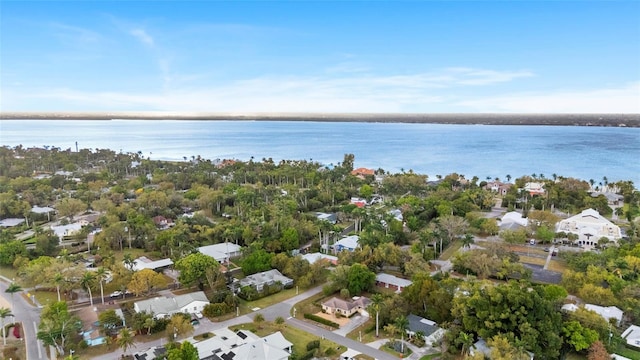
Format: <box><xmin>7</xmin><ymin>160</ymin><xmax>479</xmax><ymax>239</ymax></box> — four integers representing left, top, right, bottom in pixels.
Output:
<box><xmin>238</xmin><ymin>269</ymin><xmax>293</xmax><ymax>292</ymax></box>
<box><xmin>322</xmin><ymin>296</ymin><xmax>371</xmax><ymax>317</ymax></box>
<box><xmin>198</xmin><ymin>242</ymin><xmax>242</xmax><ymax>263</ymax></box>
<box><xmin>406</xmin><ymin>314</ymin><xmax>445</xmax><ymax>345</ymax></box>
<box><xmin>134</xmin><ymin>291</ymin><xmax>209</xmax><ymax>319</ymax></box>
<box><xmin>375</xmin><ymin>273</ymin><xmax>412</xmax><ymax>293</ymax></box>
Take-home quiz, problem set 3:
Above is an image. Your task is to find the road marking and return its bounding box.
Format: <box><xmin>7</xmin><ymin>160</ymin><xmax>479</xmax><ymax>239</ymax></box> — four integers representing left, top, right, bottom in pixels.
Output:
<box><xmin>33</xmin><ymin>321</ymin><xmax>42</xmax><ymax>358</ymax></box>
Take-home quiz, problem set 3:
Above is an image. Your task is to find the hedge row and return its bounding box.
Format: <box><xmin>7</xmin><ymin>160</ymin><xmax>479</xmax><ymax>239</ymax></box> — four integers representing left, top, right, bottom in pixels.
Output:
<box><xmin>303</xmin><ymin>313</ymin><xmax>339</xmax><ymax>329</ymax></box>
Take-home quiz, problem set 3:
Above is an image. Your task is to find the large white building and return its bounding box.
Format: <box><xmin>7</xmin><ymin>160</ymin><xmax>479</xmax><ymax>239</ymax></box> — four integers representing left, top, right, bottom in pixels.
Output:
<box><xmin>556</xmin><ymin>208</ymin><xmax>622</xmax><ymax>247</ymax></box>
<box><xmin>198</xmin><ymin>242</ymin><xmax>242</xmax><ymax>263</ymax></box>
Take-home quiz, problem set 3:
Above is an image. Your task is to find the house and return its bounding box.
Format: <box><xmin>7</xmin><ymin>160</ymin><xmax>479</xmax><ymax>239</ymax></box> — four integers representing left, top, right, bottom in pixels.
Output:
<box><xmin>350</xmin><ymin>197</ymin><xmax>367</xmax><ymax>208</ymax></box>
<box><xmin>31</xmin><ymin>205</ymin><xmax>55</xmax><ymax>221</ymax></box>
<box><xmin>524</xmin><ymin>182</ymin><xmax>545</xmax><ymax>196</ymax></box>
<box><xmin>556</xmin><ymin>208</ymin><xmax>622</xmax><ymax>247</ymax></box>
<box><xmin>50</xmin><ymin>222</ymin><xmax>83</xmax><ymax>240</ymax></box>
<box><xmin>406</xmin><ymin>314</ymin><xmax>445</xmax><ymax>345</ymax></box>
<box><xmin>562</xmin><ymin>303</ymin><xmax>624</xmax><ymax>326</ymax></box>
<box><xmin>134</xmin><ymin>291</ymin><xmax>209</xmax><ymax>319</ymax></box>
<box><xmin>485</xmin><ymin>181</ymin><xmax>512</xmax><ymax>196</ymax></box>
<box><xmin>182</xmin><ymin>328</ymin><xmax>292</xmax><ymax>360</ymax></box>
<box><xmin>129</xmin><ymin>256</ymin><xmax>173</xmax><ymax>272</ymax></box>
<box><xmin>238</xmin><ymin>269</ymin><xmax>293</xmax><ymax>292</ymax></box>
<box><xmin>0</xmin><ymin>218</ymin><xmax>25</xmax><ymax>228</ymax></box>
<box><xmin>74</xmin><ymin>307</ymin><xmax>124</xmax><ymax>347</ymax></box>
<box><xmin>351</xmin><ymin>168</ymin><xmax>375</xmax><ymax>179</ymax></box>
<box><xmin>584</xmin><ymin>304</ymin><xmax>624</xmax><ymax>326</ymax></box>
<box><xmin>470</xmin><ymin>338</ymin><xmax>534</xmax><ymax>360</ymax></box>
<box><xmin>301</xmin><ymin>252</ymin><xmax>338</xmax><ymax>266</ymax></box>
<box><xmin>375</xmin><ymin>273</ymin><xmax>413</xmax><ymax>293</ymax></box>
<box><xmin>322</xmin><ymin>296</ymin><xmax>371</xmax><ymax>317</ymax></box>
<box><xmin>332</xmin><ymin>235</ymin><xmax>360</xmax><ymax>253</ymax></box>
<box><xmin>316</xmin><ymin>212</ymin><xmax>338</xmax><ymax>224</ymax></box>
<box><xmin>133</xmin><ymin>346</ymin><xmax>166</xmax><ymax>360</ymax></box>
<box><xmin>152</xmin><ymin>216</ymin><xmax>173</xmax><ymax>229</ymax></box>
<box><xmin>198</xmin><ymin>242</ymin><xmax>242</xmax><ymax>263</ymax></box>
<box><xmin>591</xmin><ymin>192</ymin><xmax>624</xmax><ymax>206</ymax></box>
<box><xmin>499</xmin><ymin>211</ymin><xmax>528</xmax><ymax>230</ymax></box>
<box><xmin>621</xmin><ymin>325</ymin><xmax>640</xmax><ymax>349</ymax></box>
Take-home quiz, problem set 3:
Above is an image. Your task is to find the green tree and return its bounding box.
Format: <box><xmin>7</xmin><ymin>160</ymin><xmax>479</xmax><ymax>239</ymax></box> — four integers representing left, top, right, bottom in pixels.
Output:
<box><xmin>166</xmin><ymin>314</ymin><xmax>194</xmax><ymax>341</ymax></box>
<box><xmin>563</xmin><ymin>320</ymin><xmax>599</xmax><ymax>352</ymax></box>
<box><xmin>0</xmin><ymin>240</ymin><xmax>27</xmax><ymax>266</ymax></box>
<box><xmin>168</xmin><ymin>341</ymin><xmax>199</xmax><ymax>360</ymax></box>
<box><xmin>127</xmin><ymin>268</ymin><xmax>167</xmax><ymax>296</ymax></box>
<box><xmin>37</xmin><ymin>301</ymin><xmax>81</xmax><ymax>355</ymax></box>
<box><xmin>346</xmin><ymin>263</ymin><xmax>375</xmax><ymax>295</ymax></box>
<box><xmin>369</xmin><ymin>293</ymin><xmax>384</xmax><ymax>337</ymax></box>
<box><xmin>98</xmin><ymin>309</ymin><xmax>123</xmax><ymax>336</ymax></box>
<box><xmin>175</xmin><ymin>252</ymin><xmax>220</xmax><ymax>289</ymax></box>
<box><xmin>95</xmin><ymin>267</ymin><xmax>108</xmax><ymax>305</ymax></box>
<box><xmin>117</xmin><ymin>328</ymin><xmax>135</xmax><ymax>356</ymax></box>
<box><xmin>56</xmin><ymin>197</ymin><xmax>87</xmax><ymax>219</ymax></box>
<box><xmin>0</xmin><ymin>307</ymin><xmax>12</xmax><ymax>346</ymax></box>
<box><xmin>395</xmin><ymin>315</ymin><xmax>409</xmax><ymax>353</ymax></box>
<box><xmin>254</xmin><ymin>313</ymin><xmax>265</xmax><ymax>329</ymax></box>
<box><xmin>241</xmin><ymin>249</ymin><xmax>274</xmax><ymax>275</ymax></box>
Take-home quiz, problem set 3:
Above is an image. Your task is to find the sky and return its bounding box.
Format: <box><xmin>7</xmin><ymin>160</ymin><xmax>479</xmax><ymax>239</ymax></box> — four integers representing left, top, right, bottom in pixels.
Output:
<box><xmin>1</xmin><ymin>1</ymin><xmax>639</xmax><ymax>113</ymax></box>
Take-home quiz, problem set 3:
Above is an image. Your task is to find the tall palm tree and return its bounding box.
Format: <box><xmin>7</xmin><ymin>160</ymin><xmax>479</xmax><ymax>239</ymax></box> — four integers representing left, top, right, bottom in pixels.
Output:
<box><xmin>117</xmin><ymin>328</ymin><xmax>135</xmax><ymax>356</ymax></box>
<box><xmin>95</xmin><ymin>267</ymin><xmax>108</xmax><ymax>305</ymax></box>
<box><xmin>53</xmin><ymin>273</ymin><xmax>65</xmax><ymax>302</ymax></box>
<box><xmin>369</xmin><ymin>294</ymin><xmax>384</xmax><ymax>337</ymax></box>
<box><xmin>0</xmin><ymin>307</ymin><xmax>13</xmax><ymax>346</ymax></box>
<box><xmin>394</xmin><ymin>315</ymin><xmax>409</xmax><ymax>354</ymax></box>
<box><xmin>80</xmin><ymin>272</ymin><xmax>96</xmax><ymax>306</ymax></box>
<box><xmin>5</xmin><ymin>283</ymin><xmax>22</xmax><ymax>309</ymax></box>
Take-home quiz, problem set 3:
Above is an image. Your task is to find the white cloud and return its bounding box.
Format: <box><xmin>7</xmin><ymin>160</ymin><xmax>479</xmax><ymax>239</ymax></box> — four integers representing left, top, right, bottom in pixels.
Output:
<box><xmin>457</xmin><ymin>82</ymin><xmax>640</xmax><ymax>113</ymax></box>
<box><xmin>130</xmin><ymin>28</ymin><xmax>154</xmax><ymax>46</ymax></box>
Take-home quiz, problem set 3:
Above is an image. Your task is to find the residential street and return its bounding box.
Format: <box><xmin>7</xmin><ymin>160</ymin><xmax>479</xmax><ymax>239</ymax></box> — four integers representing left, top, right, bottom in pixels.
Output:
<box><xmin>92</xmin><ymin>285</ymin><xmax>400</xmax><ymax>360</ymax></box>
<box><xmin>0</xmin><ymin>276</ymin><xmax>48</xmax><ymax>360</ymax></box>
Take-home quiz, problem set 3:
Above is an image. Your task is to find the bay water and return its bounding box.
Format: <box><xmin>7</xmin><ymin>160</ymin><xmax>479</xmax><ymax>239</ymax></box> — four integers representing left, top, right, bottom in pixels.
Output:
<box><xmin>1</xmin><ymin>120</ymin><xmax>639</xmax><ymax>185</ymax></box>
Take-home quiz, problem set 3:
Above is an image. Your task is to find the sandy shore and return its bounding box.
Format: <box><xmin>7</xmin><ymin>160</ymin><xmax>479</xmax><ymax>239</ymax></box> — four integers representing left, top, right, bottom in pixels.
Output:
<box><xmin>1</xmin><ymin>112</ymin><xmax>639</xmax><ymax>127</ymax></box>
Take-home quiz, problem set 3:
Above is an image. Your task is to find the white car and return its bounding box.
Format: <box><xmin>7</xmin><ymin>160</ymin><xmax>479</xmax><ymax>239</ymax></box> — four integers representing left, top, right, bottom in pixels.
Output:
<box><xmin>110</xmin><ymin>291</ymin><xmax>123</xmax><ymax>298</ymax></box>
<box><xmin>194</xmin><ymin>311</ymin><xmax>203</xmax><ymax>319</ymax></box>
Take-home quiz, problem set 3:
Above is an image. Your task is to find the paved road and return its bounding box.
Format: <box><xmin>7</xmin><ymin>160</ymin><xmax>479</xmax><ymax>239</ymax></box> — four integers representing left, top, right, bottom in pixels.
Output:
<box><xmin>0</xmin><ymin>277</ymin><xmax>48</xmax><ymax>360</ymax></box>
<box><xmin>93</xmin><ymin>285</ymin><xmax>397</xmax><ymax>360</ymax></box>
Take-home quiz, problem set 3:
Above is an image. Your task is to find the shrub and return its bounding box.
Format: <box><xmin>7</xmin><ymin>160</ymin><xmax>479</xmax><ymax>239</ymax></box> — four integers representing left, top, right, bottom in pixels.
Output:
<box><xmin>306</xmin><ymin>340</ymin><xmax>320</xmax><ymax>351</ymax></box>
<box><xmin>303</xmin><ymin>313</ymin><xmax>339</xmax><ymax>329</ymax></box>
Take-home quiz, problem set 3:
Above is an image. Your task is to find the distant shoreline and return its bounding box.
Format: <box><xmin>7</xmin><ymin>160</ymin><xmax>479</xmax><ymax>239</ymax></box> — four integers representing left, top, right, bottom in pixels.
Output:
<box><xmin>2</xmin><ymin>112</ymin><xmax>640</xmax><ymax>127</ymax></box>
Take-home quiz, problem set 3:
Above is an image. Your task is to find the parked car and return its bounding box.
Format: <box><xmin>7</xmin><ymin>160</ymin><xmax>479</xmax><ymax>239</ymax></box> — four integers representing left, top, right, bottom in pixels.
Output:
<box><xmin>195</xmin><ymin>311</ymin><xmax>204</xmax><ymax>319</ymax></box>
<box><xmin>110</xmin><ymin>291</ymin><xmax>123</xmax><ymax>298</ymax></box>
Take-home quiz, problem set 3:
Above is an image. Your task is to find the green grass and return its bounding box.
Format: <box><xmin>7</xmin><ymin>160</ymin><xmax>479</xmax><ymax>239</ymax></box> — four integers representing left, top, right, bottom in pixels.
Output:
<box><xmin>230</xmin><ymin>322</ymin><xmax>346</xmax><ymax>357</ymax></box>
<box><xmin>380</xmin><ymin>341</ymin><xmax>412</xmax><ymax>357</ymax></box>
<box><xmin>346</xmin><ymin>318</ymin><xmax>379</xmax><ymax>343</ymax></box>
<box><xmin>518</xmin><ymin>255</ymin><xmax>547</xmax><ymax>266</ymax></box>
<box><xmin>0</xmin><ymin>266</ymin><xmax>19</xmax><ymax>281</ymax></box>
<box><xmin>547</xmin><ymin>259</ymin><xmax>569</xmax><ymax>273</ymax></box>
<box><xmin>292</xmin><ymin>291</ymin><xmax>326</xmax><ymax>316</ymax></box>
<box><xmin>420</xmin><ymin>353</ymin><xmax>443</xmax><ymax>360</ymax></box>
<box><xmin>613</xmin><ymin>345</ymin><xmax>640</xmax><ymax>359</ymax></box>
<box><xmin>244</xmin><ymin>287</ymin><xmax>300</xmax><ymax>310</ymax></box>
<box><xmin>565</xmin><ymin>353</ymin><xmax>587</xmax><ymax>360</ymax></box>
<box><xmin>30</xmin><ymin>289</ymin><xmax>60</xmax><ymax>306</ymax></box>
<box><xmin>439</xmin><ymin>240</ymin><xmax>462</xmax><ymax>261</ymax></box>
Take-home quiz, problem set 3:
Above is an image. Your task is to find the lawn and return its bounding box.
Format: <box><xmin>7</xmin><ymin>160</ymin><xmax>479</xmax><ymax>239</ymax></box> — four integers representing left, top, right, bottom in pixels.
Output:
<box><xmin>547</xmin><ymin>259</ymin><xmax>569</xmax><ymax>273</ymax></box>
<box><xmin>439</xmin><ymin>240</ymin><xmax>462</xmax><ymax>261</ymax></box>
<box><xmin>346</xmin><ymin>318</ymin><xmax>379</xmax><ymax>343</ymax></box>
<box><xmin>420</xmin><ymin>353</ymin><xmax>443</xmax><ymax>360</ymax></box>
<box><xmin>292</xmin><ymin>291</ymin><xmax>326</xmax><ymax>316</ymax></box>
<box><xmin>613</xmin><ymin>345</ymin><xmax>640</xmax><ymax>359</ymax></box>
<box><xmin>244</xmin><ymin>287</ymin><xmax>300</xmax><ymax>310</ymax></box>
<box><xmin>0</xmin><ymin>266</ymin><xmax>19</xmax><ymax>281</ymax></box>
<box><xmin>518</xmin><ymin>255</ymin><xmax>547</xmax><ymax>266</ymax></box>
<box><xmin>230</xmin><ymin>322</ymin><xmax>346</xmax><ymax>357</ymax></box>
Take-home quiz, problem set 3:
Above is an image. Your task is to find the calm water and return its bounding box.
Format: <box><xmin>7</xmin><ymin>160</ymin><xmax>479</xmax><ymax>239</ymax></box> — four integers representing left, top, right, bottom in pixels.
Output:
<box><xmin>1</xmin><ymin>120</ymin><xmax>639</xmax><ymax>184</ymax></box>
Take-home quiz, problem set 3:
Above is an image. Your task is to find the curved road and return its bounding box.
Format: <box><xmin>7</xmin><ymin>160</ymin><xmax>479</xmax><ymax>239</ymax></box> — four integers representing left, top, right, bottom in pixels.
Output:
<box><xmin>0</xmin><ymin>277</ymin><xmax>48</xmax><ymax>360</ymax></box>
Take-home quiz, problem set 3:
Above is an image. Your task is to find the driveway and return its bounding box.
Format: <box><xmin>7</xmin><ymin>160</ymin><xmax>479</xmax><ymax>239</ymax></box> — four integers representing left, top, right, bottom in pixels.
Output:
<box><xmin>333</xmin><ymin>313</ymin><xmax>369</xmax><ymax>336</ymax></box>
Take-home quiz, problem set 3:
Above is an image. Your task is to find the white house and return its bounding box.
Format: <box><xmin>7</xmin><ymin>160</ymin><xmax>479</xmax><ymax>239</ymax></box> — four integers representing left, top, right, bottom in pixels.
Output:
<box><xmin>563</xmin><ymin>303</ymin><xmax>624</xmax><ymax>326</ymax></box>
<box><xmin>238</xmin><ymin>269</ymin><xmax>293</xmax><ymax>292</ymax></box>
<box><xmin>198</xmin><ymin>242</ymin><xmax>242</xmax><ymax>263</ymax></box>
<box><xmin>524</xmin><ymin>182</ymin><xmax>545</xmax><ymax>196</ymax></box>
<box><xmin>301</xmin><ymin>252</ymin><xmax>338</xmax><ymax>265</ymax></box>
<box><xmin>129</xmin><ymin>256</ymin><xmax>173</xmax><ymax>272</ymax></box>
<box><xmin>133</xmin><ymin>291</ymin><xmax>209</xmax><ymax>319</ymax></box>
<box><xmin>622</xmin><ymin>325</ymin><xmax>640</xmax><ymax>349</ymax></box>
<box><xmin>499</xmin><ymin>211</ymin><xmax>529</xmax><ymax>230</ymax></box>
<box><xmin>185</xmin><ymin>328</ymin><xmax>292</xmax><ymax>360</ymax></box>
<box><xmin>50</xmin><ymin>222</ymin><xmax>83</xmax><ymax>240</ymax></box>
<box><xmin>556</xmin><ymin>208</ymin><xmax>622</xmax><ymax>247</ymax></box>
<box><xmin>375</xmin><ymin>273</ymin><xmax>413</xmax><ymax>293</ymax></box>
<box><xmin>332</xmin><ymin>235</ymin><xmax>360</xmax><ymax>253</ymax></box>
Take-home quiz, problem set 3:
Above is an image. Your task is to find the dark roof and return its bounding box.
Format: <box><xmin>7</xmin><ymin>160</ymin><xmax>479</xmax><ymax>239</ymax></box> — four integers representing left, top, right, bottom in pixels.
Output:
<box><xmin>237</xmin><ymin>331</ymin><xmax>248</xmax><ymax>339</ymax></box>
<box><xmin>407</xmin><ymin>314</ymin><xmax>440</xmax><ymax>336</ymax></box>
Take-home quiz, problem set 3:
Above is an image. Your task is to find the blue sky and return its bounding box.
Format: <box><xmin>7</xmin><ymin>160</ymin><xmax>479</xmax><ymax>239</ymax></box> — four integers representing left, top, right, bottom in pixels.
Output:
<box><xmin>1</xmin><ymin>1</ymin><xmax>639</xmax><ymax>113</ymax></box>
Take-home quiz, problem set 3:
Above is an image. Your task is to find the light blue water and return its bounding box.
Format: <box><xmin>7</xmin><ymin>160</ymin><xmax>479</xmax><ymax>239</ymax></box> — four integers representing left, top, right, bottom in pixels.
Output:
<box><xmin>1</xmin><ymin>120</ymin><xmax>639</xmax><ymax>184</ymax></box>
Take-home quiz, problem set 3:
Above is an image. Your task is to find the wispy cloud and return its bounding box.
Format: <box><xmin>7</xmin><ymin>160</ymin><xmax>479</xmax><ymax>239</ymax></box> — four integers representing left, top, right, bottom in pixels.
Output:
<box><xmin>4</xmin><ymin>67</ymin><xmax>636</xmax><ymax>113</ymax></box>
<box><xmin>130</xmin><ymin>28</ymin><xmax>154</xmax><ymax>46</ymax></box>
<box><xmin>456</xmin><ymin>82</ymin><xmax>640</xmax><ymax>113</ymax></box>
<box><xmin>50</xmin><ymin>22</ymin><xmax>102</xmax><ymax>45</ymax></box>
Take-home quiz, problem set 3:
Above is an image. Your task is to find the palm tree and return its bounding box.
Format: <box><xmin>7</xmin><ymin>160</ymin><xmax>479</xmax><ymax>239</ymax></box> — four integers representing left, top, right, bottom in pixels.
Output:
<box><xmin>461</xmin><ymin>233</ymin><xmax>474</xmax><ymax>249</ymax></box>
<box><xmin>0</xmin><ymin>307</ymin><xmax>13</xmax><ymax>346</ymax></box>
<box><xmin>53</xmin><ymin>273</ymin><xmax>65</xmax><ymax>302</ymax></box>
<box><xmin>117</xmin><ymin>328</ymin><xmax>135</xmax><ymax>356</ymax></box>
<box><xmin>80</xmin><ymin>272</ymin><xmax>96</xmax><ymax>306</ymax></box>
<box><xmin>369</xmin><ymin>294</ymin><xmax>384</xmax><ymax>337</ymax></box>
<box><xmin>394</xmin><ymin>315</ymin><xmax>409</xmax><ymax>354</ymax></box>
<box><xmin>253</xmin><ymin>313</ymin><xmax>265</xmax><ymax>329</ymax></box>
<box><xmin>143</xmin><ymin>317</ymin><xmax>155</xmax><ymax>335</ymax></box>
<box><xmin>95</xmin><ymin>267</ymin><xmax>108</xmax><ymax>305</ymax></box>
<box><xmin>123</xmin><ymin>253</ymin><xmax>135</xmax><ymax>271</ymax></box>
<box><xmin>5</xmin><ymin>283</ymin><xmax>22</xmax><ymax>309</ymax></box>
